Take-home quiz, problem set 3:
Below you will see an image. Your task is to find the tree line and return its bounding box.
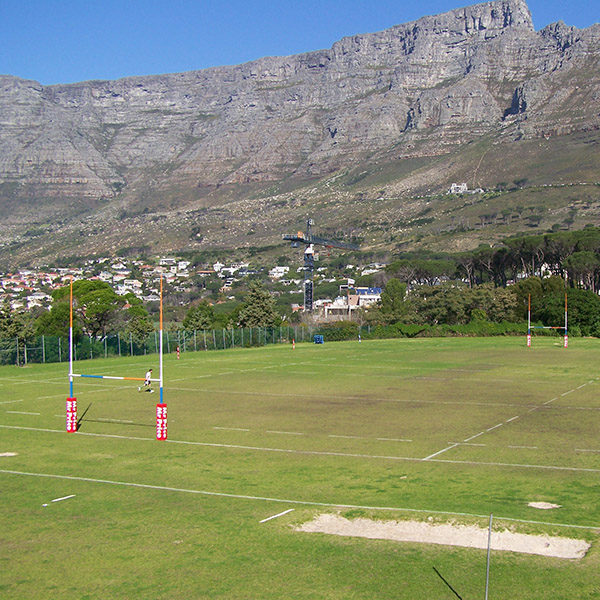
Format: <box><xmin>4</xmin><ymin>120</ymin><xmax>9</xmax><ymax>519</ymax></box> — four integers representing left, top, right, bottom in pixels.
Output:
<box><xmin>386</xmin><ymin>227</ymin><xmax>600</xmax><ymax>291</ymax></box>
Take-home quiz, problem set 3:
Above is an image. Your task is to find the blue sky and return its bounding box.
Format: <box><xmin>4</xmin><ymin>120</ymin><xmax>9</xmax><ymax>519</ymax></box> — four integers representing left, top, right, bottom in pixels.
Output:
<box><xmin>1</xmin><ymin>0</ymin><xmax>597</xmax><ymax>85</ymax></box>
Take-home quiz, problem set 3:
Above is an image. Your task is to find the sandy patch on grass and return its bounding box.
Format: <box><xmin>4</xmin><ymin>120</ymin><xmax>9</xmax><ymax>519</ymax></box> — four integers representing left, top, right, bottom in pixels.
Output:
<box><xmin>297</xmin><ymin>514</ymin><xmax>590</xmax><ymax>559</ymax></box>
<box><xmin>528</xmin><ymin>502</ymin><xmax>561</xmax><ymax>510</ymax></box>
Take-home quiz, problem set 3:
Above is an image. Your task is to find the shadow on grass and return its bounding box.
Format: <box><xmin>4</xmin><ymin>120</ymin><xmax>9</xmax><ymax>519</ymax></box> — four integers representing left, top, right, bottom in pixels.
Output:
<box><xmin>77</xmin><ymin>403</ymin><xmax>153</xmax><ymax>430</ymax></box>
<box><xmin>433</xmin><ymin>566</ymin><xmax>464</xmax><ymax>600</ymax></box>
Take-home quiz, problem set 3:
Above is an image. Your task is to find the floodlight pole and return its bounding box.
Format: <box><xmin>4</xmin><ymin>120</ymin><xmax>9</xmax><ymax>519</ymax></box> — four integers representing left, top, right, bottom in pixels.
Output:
<box><xmin>485</xmin><ymin>514</ymin><xmax>493</xmax><ymax>600</ymax></box>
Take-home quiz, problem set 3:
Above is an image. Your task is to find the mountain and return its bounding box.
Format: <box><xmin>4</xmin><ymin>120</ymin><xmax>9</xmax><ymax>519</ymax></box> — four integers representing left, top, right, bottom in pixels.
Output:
<box><xmin>1</xmin><ymin>0</ymin><xmax>600</xmax><ymax>266</ymax></box>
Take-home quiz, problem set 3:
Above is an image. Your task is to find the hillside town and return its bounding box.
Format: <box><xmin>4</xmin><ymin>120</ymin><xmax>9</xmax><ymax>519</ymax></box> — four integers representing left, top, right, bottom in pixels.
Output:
<box><xmin>0</xmin><ymin>256</ymin><xmax>383</xmax><ymax>319</ymax></box>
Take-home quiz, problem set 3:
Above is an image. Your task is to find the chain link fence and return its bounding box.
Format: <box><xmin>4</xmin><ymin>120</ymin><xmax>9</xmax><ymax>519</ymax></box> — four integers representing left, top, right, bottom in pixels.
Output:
<box><xmin>0</xmin><ymin>324</ymin><xmax>346</xmax><ymax>366</ymax></box>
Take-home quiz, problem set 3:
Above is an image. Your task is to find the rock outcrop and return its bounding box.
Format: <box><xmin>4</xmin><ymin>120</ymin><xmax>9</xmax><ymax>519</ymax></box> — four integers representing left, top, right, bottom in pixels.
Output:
<box><xmin>0</xmin><ymin>0</ymin><xmax>599</xmax><ymax>259</ymax></box>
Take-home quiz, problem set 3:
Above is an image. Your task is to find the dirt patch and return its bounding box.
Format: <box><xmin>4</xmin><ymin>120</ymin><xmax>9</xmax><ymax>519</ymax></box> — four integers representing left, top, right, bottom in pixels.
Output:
<box><xmin>528</xmin><ymin>502</ymin><xmax>561</xmax><ymax>510</ymax></box>
<box><xmin>297</xmin><ymin>514</ymin><xmax>590</xmax><ymax>559</ymax></box>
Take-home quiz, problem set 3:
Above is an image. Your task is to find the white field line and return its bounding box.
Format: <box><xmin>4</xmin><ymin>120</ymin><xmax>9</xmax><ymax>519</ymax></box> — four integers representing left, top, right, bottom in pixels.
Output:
<box><xmin>215</xmin><ymin>428</ymin><xmax>412</xmax><ymax>443</ymax></box>
<box><xmin>0</xmin><ymin>399</ymin><xmax>24</xmax><ymax>405</ymax></box>
<box><xmin>6</xmin><ymin>411</ymin><xmax>40</xmax><ymax>416</ymax></box>
<box><xmin>214</xmin><ymin>427</ymin><xmax>250</xmax><ymax>432</ymax></box>
<box><xmin>423</xmin><ymin>444</ymin><xmax>459</xmax><ymax>461</ymax></box>
<box><xmin>51</xmin><ymin>494</ymin><xmax>75</xmax><ymax>503</ymax></box>
<box><xmin>1</xmin><ymin>468</ymin><xmax>597</xmax><ymax>531</ymax></box>
<box><xmin>259</xmin><ymin>508</ymin><xmax>295</xmax><ymax>523</ymax></box>
<box><xmin>421</xmin><ymin>378</ymin><xmax>597</xmax><ymax>461</ymax></box>
<box><xmin>1</xmin><ymin>424</ymin><xmax>599</xmax><ymax>474</ymax></box>
<box><xmin>171</xmin><ymin>386</ymin><xmax>539</xmax><ymax>410</ymax></box>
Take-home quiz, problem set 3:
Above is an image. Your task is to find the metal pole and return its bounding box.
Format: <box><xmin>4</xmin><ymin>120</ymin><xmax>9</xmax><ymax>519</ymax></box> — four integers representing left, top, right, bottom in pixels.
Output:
<box><xmin>159</xmin><ymin>274</ymin><xmax>164</xmax><ymax>404</ymax></box>
<box><xmin>485</xmin><ymin>514</ymin><xmax>493</xmax><ymax>600</ymax></box>
<box><xmin>564</xmin><ymin>292</ymin><xmax>568</xmax><ymax>348</ymax></box>
<box><xmin>42</xmin><ymin>335</ymin><xmax>45</xmax><ymax>363</ymax></box>
<box><xmin>69</xmin><ymin>277</ymin><xmax>73</xmax><ymax>396</ymax></box>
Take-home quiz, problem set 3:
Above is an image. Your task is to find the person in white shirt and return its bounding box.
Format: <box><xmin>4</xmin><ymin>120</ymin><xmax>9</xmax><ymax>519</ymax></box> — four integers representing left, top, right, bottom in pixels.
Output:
<box><xmin>139</xmin><ymin>368</ymin><xmax>154</xmax><ymax>393</ymax></box>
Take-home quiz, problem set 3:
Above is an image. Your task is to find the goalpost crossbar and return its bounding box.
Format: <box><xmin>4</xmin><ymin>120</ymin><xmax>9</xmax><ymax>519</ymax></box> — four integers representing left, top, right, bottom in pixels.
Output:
<box><xmin>72</xmin><ymin>374</ymin><xmax>160</xmax><ymax>382</ymax></box>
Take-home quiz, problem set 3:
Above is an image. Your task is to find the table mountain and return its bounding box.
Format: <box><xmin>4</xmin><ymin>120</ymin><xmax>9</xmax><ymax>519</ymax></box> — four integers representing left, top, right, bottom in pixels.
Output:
<box><xmin>1</xmin><ymin>0</ymin><xmax>599</xmax><ymax>265</ymax></box>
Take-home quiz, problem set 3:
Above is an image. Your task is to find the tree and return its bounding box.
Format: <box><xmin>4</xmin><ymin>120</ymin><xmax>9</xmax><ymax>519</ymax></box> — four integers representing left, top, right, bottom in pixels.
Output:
<box><xmin>38</xmin><ymin>280</ymin><xmax>130</xmax><ymax>338</ymax></box>
<box><xmin>378</xmin><ymin>278</ymin><xmax>409</xmax><ymax>322</ymax></box>
<box><xmin>237</xmin><ymin>284</ymin><xmax>280</xmax><ymax>327</ymax></box>
<box><xmin>0</xmin><ymin>302</ymin><xmax>36</xmax><ymax>340</ymax></box>
<box><xmin>183</xmin><ymin>301</ymin><xmax>215</xmax><ymax>331</ymax></box>
<box><xmin>564</xmin><ymin>252</ymin><xmax>600</xmax><ymax>292</ymax></box>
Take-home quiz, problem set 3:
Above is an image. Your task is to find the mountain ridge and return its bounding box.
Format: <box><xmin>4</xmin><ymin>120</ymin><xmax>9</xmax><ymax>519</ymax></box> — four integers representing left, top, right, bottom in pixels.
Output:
<box><xmin>1</xmin><ymin>0</ymin><xmax>599</xmax><ymax>266</ymax></box>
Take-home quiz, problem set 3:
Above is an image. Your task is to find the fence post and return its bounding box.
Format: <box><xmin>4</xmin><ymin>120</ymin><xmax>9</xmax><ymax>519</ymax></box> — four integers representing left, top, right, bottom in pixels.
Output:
<box><xmin>90</xmin><ymin>335</ymin><xmax>93</xmax><ymax>360</ymax></box>
<box><xmin>212</xmin><ymin>329</ymin><xmax>216</xmax><ymax>349</ymax></box>
<box><xmin>24</xmin><ymin>342</ymin><xmax>28</xmax><ymax>366</ymax></box>
<box><xmin>194</xmin><ymin>330</ymin><xmax>197</xmax><ymax>352</ymax></box>
<box><xmin>42</xmin><ymin>335</ymin><xmax>46</xmax><ymax>363</ymax></box>
<box><xmin>117</xmin><ymin>332</ymin><xmax>121</xmax><ymax>357</ymax></box>
<box><xmin>58</xmin><ymin>336</ymin><xmax>62</xmax><ymax>362</ymax></box>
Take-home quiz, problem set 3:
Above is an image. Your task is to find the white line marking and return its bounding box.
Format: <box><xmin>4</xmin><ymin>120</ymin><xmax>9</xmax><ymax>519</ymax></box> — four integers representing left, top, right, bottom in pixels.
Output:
<box><xmin>449</xmin><ymin>442</ymin><xmax>487</xmax><ymax>447</ymax></box>
<box><xmin>575</xmin><ymin>448</ymin><xmax>600</xmax><ymax>453</ymax></box>
<box><xmin>6</xmin><ymin>411</ymin><xmax>40</xmax><ymax>415</ymax></box>
<box><xmin>259</xmin><ymin>508</ymin><xmax>295</xmax><ymax>523</ymax></box>
<box><xmin>0</xmin><ymin>452</ymin><xmax>17</xmax><ymax>457</ymax></box>
<box><xmin>329</xmin><ymin>434</ymin><xmax>364</xmax><ymax>439</ymax></box>
<box><xmin>423</xmin><ymin>444</ymin><xmax>459</xmax><ymax>461</ymax></box>
<box><xmin>506</xmin><ymin>416</ymin><xmax>519</xmax><ymax>423</ymax></box>
<box><xmin>463</xmin><ymin>431</ymin><xmax>486</xmax><ymax>442</ymax></box>
<box><xmin>214</xmin><ymin>427</ymin><xmax>250</xmax><ymax>432</ymax></box>
<box><xmin>96</xmin><ymin>418</ymin><xmax>134</xmax><ymax>424</ymax></box>
<box><xmin>266</xmin><ymin>430</ymin><xmax>304</xmax><ymax>436</ymax></box>
<box><xmin>1</xmin><ymin>469</ymin><xmax>596</xmax><ymax>530</ymax></box>
<box><xmin>1</xmin><ymin>424</ymin><xmax>599</xmax><ymax>473</ymax></box>
<box><xmin>376</xmin><ymin>438</ymin><xmax>413</xmax><ymax>443</ymax></box>
<box><xmin>0</xmin><ymin>399</ymin><xmax>24</xmax><ymax>405</ymax></box>
<box><xmin>543</xmin><ymin>398</ymin><xmax>558</xmax><ymax>405</ymax></box>
<box><xmin>486</xmin><ymin>423</ymin><xmax>503</xmax><ymax>432</ymax></box>
<box><xmin>52</xmin><ymin>494</ymin><xmax>75</xmax><ymax>503</ymax></box>
<box><xmin>508</xmin><ymin>445</ymin><xmax>538</xmax><ymax>450</ymax></box>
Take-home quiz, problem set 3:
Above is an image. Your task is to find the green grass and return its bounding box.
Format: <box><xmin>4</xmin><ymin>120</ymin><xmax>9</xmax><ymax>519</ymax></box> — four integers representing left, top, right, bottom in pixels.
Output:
<box><xmin>1</xmin><ymin>337</ymin><xmax>599</xmax><ymax>598</ymax></box>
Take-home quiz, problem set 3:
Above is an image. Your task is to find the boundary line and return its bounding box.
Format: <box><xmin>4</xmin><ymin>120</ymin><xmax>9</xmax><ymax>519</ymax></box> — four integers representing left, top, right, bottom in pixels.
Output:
<box><xmin>1</xmin><ymin>424</ymin><xmax>599</xmax><ymax>474</ymax></box>
<box><xmin>1</xmin><ymin>468</ymin><xmax>597</xmax><ymax>531</ymax></box>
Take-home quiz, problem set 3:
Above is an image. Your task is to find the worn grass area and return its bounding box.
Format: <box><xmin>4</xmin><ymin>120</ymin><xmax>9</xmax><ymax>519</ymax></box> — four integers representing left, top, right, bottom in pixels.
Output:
<box><xmin>1</xmin><ymin>337</ymin><xmax>599</xmax><ymax>599</ymax></box>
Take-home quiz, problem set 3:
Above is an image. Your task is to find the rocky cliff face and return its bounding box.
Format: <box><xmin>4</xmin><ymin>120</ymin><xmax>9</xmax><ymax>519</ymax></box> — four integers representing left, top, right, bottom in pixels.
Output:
<box><xmin>0</xmin><ymin>0</ymin><xmax>599</xmax><ymax>262</ymax></box>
